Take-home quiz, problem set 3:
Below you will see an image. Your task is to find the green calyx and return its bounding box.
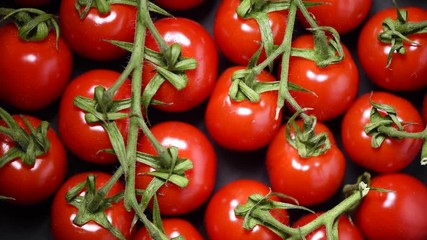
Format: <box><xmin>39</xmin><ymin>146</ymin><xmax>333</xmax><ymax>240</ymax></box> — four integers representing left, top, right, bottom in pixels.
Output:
<box><xmin>379</xmin><ymin>1</ymin><xmax>427</xmax><ymax>68</ymax></box>
<box><xmin>0</xmin><ymin>7</ymin><xmax>60</xmax><ymax>43</ymax></box>
<box><xmin>0</xmin><ymin>107</ymin><xmax>50</xmax><ymax>168</ymax></box>
<box><xmin>65</xmin><ymin>174</ymin><xmax>128</xmax><ymax>240</ymax></box>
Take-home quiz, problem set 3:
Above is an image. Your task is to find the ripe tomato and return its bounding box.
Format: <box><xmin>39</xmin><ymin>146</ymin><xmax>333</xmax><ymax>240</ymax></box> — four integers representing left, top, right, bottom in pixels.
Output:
<box><xmin>51</xmin><ymin>171</ymin><xmax>134</xmax><ymax>240</ymax></box>
<box><xmin>153</xmin><ymin>0</ymin><xmax>204</xmax><ymax>10</ymax></box>
<box><xmin>59</xmin><ymin>0</ymin><xmax>137</xmax><ymax>61</ymax></box>
<box><xmin>58</xmin><ymin>69</ymin><xmax>132</xmax><ymax>164</ymax></box>
<box><xmin>266</xmin><ymin>121</ymin><xmax>346</xmax><ymax>206</ymax></box>
<box><xmin>0</xmin><ymin>24</ymin><xmax>73</xmax><ymax>111</ymax></box>
<box><xmin>0</xmin><ymin>115</ymin><xmax>67</xmax><ymax>205</ymax></box>
<box><xmin>341</xmin><ymin>92</ymin><xmax>424</xmax><ymax>173</ymax></box>
<box><xmin>133</xmin><ymin>218</ymin><xmax>203</xmax><ymax>240</ymax></box>
<box><xmin>205</xmin><ymin>66</ymin><xmax>282</xmax><ymax>151</ymax></box>
<box><xmin>135</xmin><ymin>121</ymin><xmax>217</xmax><ymax>215</ymax></box>
<box><xmin>355</xmin><ymin>173</ymin><xmax>427</xmax><ymax>240</ymax></box>
<box><xmin>358</xmin><ymin>7</ymin><xmax>427</xmax><ymax>91</ymax></box>
<box><xmin>293</xmin><ymin>213</ymin><xmax>364</xmax><ymax>240</ymax></box>
<box><xmin>286</xmin><ymin>34</ymin><xmax>359</xmax><ymax>121</ymax></box>
<box><xmin>205</xmin><ymin>179</ymin><xmax>289</xmax><ymax>240</ymax></box>
<box><xmin>214</xmin><ymin>0</ymin><xmax>288</xmax><ymax>65</ymax></box>
<box><xmin>297</xmin><ymin>0</ymin><xmax>372</xmax><ymax>34</ymax></box>
<box><xmin>142</xmin><ymin>17</ymin><xmax>218</xmax><ymax>112</ymax></box>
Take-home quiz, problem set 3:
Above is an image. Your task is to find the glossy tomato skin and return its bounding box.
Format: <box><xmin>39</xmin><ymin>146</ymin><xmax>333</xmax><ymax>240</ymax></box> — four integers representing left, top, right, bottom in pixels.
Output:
<box><xmin>0</xmin><ymin>24</ymin><xmax>73</xmax><ymax>111</ymax></box>
<box><xmin>153</xmin><ymin>0</ymin><xmax>204</xmax><ymax>10</ymax></box>
<box><xmin>341</xmin><ymin>92</ymin><xmax>424</xmax><ymax>173</ymax></box>
<box><xmin>58</xmin><ymin>69</ymin><xmax>132</xmax><ymax>164</ymax></box>
<box><xmin>293</xmin><ymin>213</ymin><xmax>364</xmax><ymax>240</ymax></box>
<box><xmin>205</xmin><ymin>66</ymin><xmax>282</xmax><ymax>151</ymax></box>
<box><xmin>358</xmin><ymin>7</ymin><xmax>427</xmax><ymax>91</ymax></box>
<box><xmin>205</xmin><ymin>179</ymin><xmax>289</xmax><ymax>240</ymax></box>
<box><xmin>287</xmin><ymin>34</ymin><xmax>359</xmax><ymax>121</ymax></box>
<box><xmin>214</xmin><ymin>0</ymin><xmax>288</xmax><ymax>65</ymax></box>
<box><xmin>135</xmin><ymin>121</ymin><xmax>217</xmax><ymax>215</ymax></box>
<box><xmin>0</xmin><ymin>115</ymin><xmax>67</xmax><ymax>205</ymax></box>
<box><xmin>297</xmin><ymin>0</ymin><xmax>371</xmax><ymax>34</ymax></box>
<box><xmin>59</xmin><ymin>0</ymin><xmax>136</xmax><ymax>61</ymax></box>
<box><xmin>51</xmin><ymin>171</ymin><xmax>134</xmax><ymax>240</ymax></box>
<box><xmin>133</xmin><ymin>218</ymin><xmax>203</xmax><ymax>240</ymax></box>
<box><xmin>355</xmin><ymin>173</ymin><xmax>427</xmax><ymax>240</ymax></box>
<box><xmin>142</xmin><ymin>17</ymin><xmax>218</xmax><ymax>112</ymax></box>
<box><xmin>266</xmin><ymin>122</ymin><xmax>346</xmax><ymax>206</ymax></box>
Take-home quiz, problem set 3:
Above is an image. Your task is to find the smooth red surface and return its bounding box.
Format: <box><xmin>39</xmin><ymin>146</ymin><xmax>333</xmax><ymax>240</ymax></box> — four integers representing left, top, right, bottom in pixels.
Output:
<box><xmin>0</xmin><ymin>24</ymin><xmax>73</xmax><ymax>111</ymax></box>
<box><xmin>51</xmin><ymin>172</ymin><xmax>134</xmax><ymax>240</ymax></box>
<box><xmin>142</xmin><ymin>17</ymin><xmax>218</xmax><ymax>112</ymax></box>
<box><xmin>135</xmin><ymin>121</ymin><xmax>217</xmax><ymax>215</ymax></box>
<box><xmin>287</xmin><ymin>34</ymin><xmax>359</xmax><ymax>121</ymax></box>
<box><xmin>58</xmin><ymin>69</ymin><xmax>132</xmax><ymax>164</ymax></box>
<box><xmin>358</xmin><ymin>7</ymin><xmax>427</xmax><ymax>91</ymax></box>
<box><xmin>205</xmin><ymin>66</ymin><xmax>282</xmax><ymax>151</ymax></box>
<box><xmin>356</xmin><ymin>173</ymin><xmax>427</xmax><ymax>240</ymax></box>
<box><xmin>341</xmin><ymin>92</ymin><xmax>424</xmax><ymax>173</ymax></box>
<box><xmin>133</xmin><ymin>218</ymin><xmax>204</xmax><ymax>240</ymax></box>
<box><xmin>0</xmin><ymin>115</ymin><xmax>67</xmax><ymax>205</ymax></box>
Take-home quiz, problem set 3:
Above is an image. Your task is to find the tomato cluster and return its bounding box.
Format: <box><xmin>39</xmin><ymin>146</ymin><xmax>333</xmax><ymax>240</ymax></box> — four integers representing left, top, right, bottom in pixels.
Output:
<box><xmin>0</xmin><ymin>0</ymin><xmax>427</xmax><ymax>239</ymax></box>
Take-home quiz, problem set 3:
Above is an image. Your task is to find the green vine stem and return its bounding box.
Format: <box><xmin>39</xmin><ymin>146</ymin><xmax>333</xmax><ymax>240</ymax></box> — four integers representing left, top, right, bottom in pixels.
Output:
<box><xmin>235</xmin><ymin>177</ymin><xmax>370</xmax><ymax>239</ymax></box>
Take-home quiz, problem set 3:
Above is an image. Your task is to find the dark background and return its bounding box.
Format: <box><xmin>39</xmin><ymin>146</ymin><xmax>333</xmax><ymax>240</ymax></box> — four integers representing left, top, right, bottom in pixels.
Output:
<box><xmin>0</xmin><ymin>0</ymin><xmax>426</xmax><ymax>239</ymax></box>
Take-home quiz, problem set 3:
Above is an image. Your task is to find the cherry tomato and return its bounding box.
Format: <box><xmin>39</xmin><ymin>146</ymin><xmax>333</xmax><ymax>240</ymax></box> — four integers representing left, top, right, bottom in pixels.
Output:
<box><xmin>142</xmin><ymin>17</ymin><xmax>218</xmax><ymax>112</ymax></box>
<box><xmin>58</xmin><ymin>69</ymin><xmax>132</xmax><ymax>164</ymax></box>
<box><xmin>293</xmin><ymin>213</ymin><xmax>364</xmax><ymax>240</ymax></box>
<box><xmin>51</xmin><ymin>171</ymin><xmax>134</xmax><ymax>240</ymax></box>
<box><xmin>266</xmin><ymin>121</ymin><xmax>346</xmax><ymax>206</ymax></box>
<box><xmin>0</xmin><ymin>24</ymin><xmax>73</xmax><ymax>111</ymax></box>
<box><xmin>0</xmin><ymin>115</ymin><xmax>67</xmax><ymax>205</ymax></box>
<box><xmin>59</xmin><ymin>0</ymin><xmax>137</xmax><ymax>61</ymax></box>
<box><xmin>358</xmin><ymin>7</ymin><xmax>427</xmax><ymax>91</ymax></box>
<box><xmin>133</xmin><ymin>218</ymin><xmax>203</xmax><ymax>240</ymax></box>
<box><xmin>214</xmin><ymin>0</ymin><xmax>288</xmax><ymax>65</ymax></box>
<box><xmin>286</xmin><ymin>34</ymin><xmax>359</xmax><ymax>121</ymax></box>
<box><xmin>135</xmin><ymin>121</ymin><xmax>217</xmax><ymax>215</ymax></box>
<box><xmin>297</xmin><ymin>0</ymin><xmax>372</xmax><ymax>34</ymax></box>
<box><xmin>205</xmin><ymin>66</ymin><xmax>282</xmax><ymax>151</ymax></box>
<box><xmin>153</xmin><ymin>0</ymin><xmax>204</xmax><ymax>10</ymax></box>
<box><xmin>341</xmin><ymin>92</ymin><xmax>424</xmax><ymax>173</ymax></box>
<box><xmin>205</xmin><ymin>179</ymin><xmax>289</xmax><ymax>240</ymax></box>
<box><xmin>355</xmin><ymin>173</ymin><xmax>427</xmax><ymax>240</ymax></box>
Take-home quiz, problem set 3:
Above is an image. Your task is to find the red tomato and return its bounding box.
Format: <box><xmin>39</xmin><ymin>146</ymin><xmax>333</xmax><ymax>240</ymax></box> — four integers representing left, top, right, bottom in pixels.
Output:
<box><xmin>51</xmin><ymin>171</ymin><xmax>134</xmax><ymax>240</ymax></box>
<box><xmin>286</xmin><ymin>34</ymin><xmax>359</xmax><ymax>121</ymax></box>
<box><xmin>135</xmin><ymin>121</ymin><xmax>217</xmax><ymax>215</ymax></box>
<box><xmin>341</xmin><ymin>92</ymin><xmax>424</xmax><ymax>173</ymax></box>
<box><xmin>153</xmin><ymin>0</ymin><xmax>204</xmax><ymax>10</ymax></box>
<box><xmin>293</xmin><ymin>213</ymin><xmax>364</xmax><ymax>240</ymax></box>
<box><xmin>297</xmin><ymin>0</ymin><xmax>372</xmax><ymax>34</ymax></box>
<box><xmin>0</xmin><ymin>24</ymin><xmax>73</xmax><ymax>111</ymax></box>
<box><xmin>214</xmin><ymin>0</ymin><xmax>288</xmax><ymax>65</ymax></box>
<box><xmin>358</xmin><ymin>7</ymin><xmax>427</xmax><ymax>91</ymax></box>
<box><xmin>59</xmin><ymin>0</ymin><xmax>137</xmax><ymax>61</ymax></box>
<box><xmin>205</xmin><ymin>66</ymin><xmax>282</xmax><ymax>151</ymax></box>
<box><xmin>266</xmin><ymin>122</ymin><xmax>346</xmax><ymax>206</ymax></box>
<box><xmin>58</xmin><ymin>69</ymin><xmax>132</xmax><ymax>164</ymax></box>
<box><xmin>355</xmin><ymin>173</ymin><xmax>427</xmax><ymax>240</ymax></box>
<box><xmin>133</xmin><ymin>218</ymin><xmax>203</xmax><ymax>240</ymax></box>
<box><xmin>0</xmin><ymin>115</ymin><xmax>67</xmax><ymax>205</ymax></box>
<box><xmin>142</xmin><ymin>17</ymin><xmax>218</xmax><ymax>112</ymax></box>
<box><xmin>205</xmin><ymin>179</ymin><xmax>289</xmax><ymax>240</ymax></box>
